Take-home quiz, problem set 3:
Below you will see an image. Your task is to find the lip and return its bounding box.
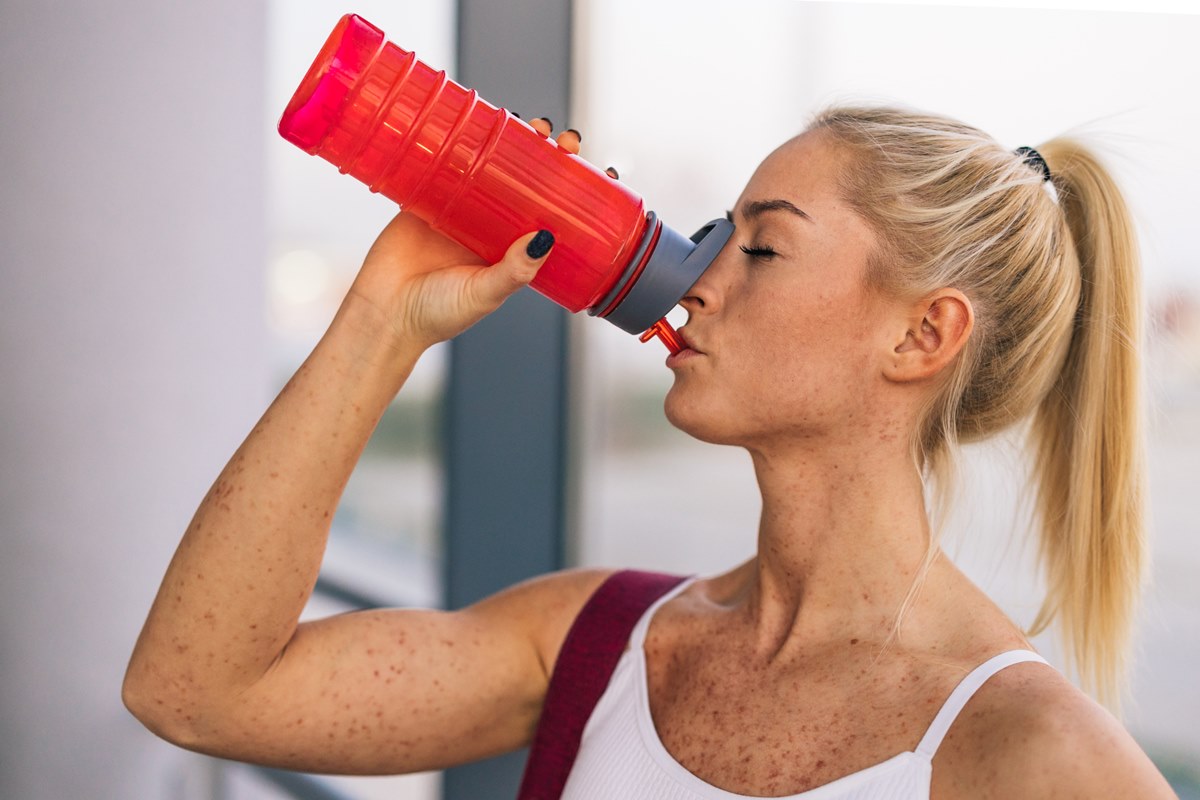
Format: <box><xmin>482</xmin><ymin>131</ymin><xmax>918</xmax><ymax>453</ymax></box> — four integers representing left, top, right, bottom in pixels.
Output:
<box><xmin>666</xmin><ymin>328</ymin><xmax>704</xmax><ymax>369</ymax></box>
<box><xmin>665</xmin><ymin>347</ymin><xmax>700</xmax><ymax>368</ymax></box>
<box><xmin>677</xmin><ymin>328</ymin><xmax>704</xmax><ymax>355</ymax></box>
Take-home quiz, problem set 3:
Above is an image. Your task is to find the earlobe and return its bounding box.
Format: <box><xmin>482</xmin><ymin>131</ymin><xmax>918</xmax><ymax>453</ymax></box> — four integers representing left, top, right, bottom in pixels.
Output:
<box><xmin>884</xmin><ymin>290</ymin><xmax>973</xmax><ymax>383</ymax></box>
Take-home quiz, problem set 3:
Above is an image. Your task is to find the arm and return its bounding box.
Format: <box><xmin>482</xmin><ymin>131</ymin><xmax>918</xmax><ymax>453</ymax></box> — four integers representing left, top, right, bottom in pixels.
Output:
<box><xmin>124</xmin><ymin>166</ymin><xmax>600</xmax><ymax>772</ymax></box>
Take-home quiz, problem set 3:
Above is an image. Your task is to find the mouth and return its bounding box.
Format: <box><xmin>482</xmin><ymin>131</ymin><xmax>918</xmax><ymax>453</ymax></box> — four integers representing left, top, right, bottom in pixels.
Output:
<box><xmin>678</xmin><ymin>328</ymin><xmax>704</xmax><ymax>355</ymax></box>
<box><xmin>666</xmin><ymin>329</ymin><xmax>704</xmax><ymax>368</ymax></box>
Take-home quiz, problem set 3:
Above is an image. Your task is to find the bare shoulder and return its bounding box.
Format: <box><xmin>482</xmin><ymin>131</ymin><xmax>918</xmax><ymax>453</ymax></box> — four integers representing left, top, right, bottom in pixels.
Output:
<box><xmin>464</xmin><ymin>567</ymin><xmax>618</xmax><ymax>680</ymax></box>
<box><xmin>933</xmin><ymin>659</ymin><xmax>1176</xmax><ymax>799</ymax></box>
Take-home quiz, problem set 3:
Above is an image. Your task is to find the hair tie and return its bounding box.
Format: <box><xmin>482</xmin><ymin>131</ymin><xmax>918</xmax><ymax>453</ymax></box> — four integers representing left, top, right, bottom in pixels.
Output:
<box><xmin>1014</xmin><ymin>146</ymin><xmax>1052</xmax><ymax>183</ymax></box>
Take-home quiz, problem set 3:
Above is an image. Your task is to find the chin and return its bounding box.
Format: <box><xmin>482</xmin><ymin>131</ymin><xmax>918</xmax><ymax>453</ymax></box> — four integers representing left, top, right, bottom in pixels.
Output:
<box><xmin>664</xmin><ymin>386</ymin><xmax>745</xmax><ymax>446</ymax></box>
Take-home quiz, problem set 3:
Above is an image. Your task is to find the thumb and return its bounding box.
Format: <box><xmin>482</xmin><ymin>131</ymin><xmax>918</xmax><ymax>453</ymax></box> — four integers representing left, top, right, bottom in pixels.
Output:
<box><xmin>470</xmin><ymin>229</ymin><xmax>555</xmax><ymax>310</ymax></box>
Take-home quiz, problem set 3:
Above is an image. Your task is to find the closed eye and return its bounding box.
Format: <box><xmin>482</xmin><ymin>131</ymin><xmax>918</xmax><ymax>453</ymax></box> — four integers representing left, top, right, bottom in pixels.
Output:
<box><xmin>739</xmin><ymin>243</ymin><xmax>778</xmax><ymax>261</ymax></box>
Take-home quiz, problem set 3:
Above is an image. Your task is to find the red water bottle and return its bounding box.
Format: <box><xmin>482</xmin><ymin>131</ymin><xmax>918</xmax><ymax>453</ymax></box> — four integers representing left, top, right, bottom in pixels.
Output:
<box><xmin>277</xmin><ymin>14</ymin><xmax>732</xmax><ymax>352</ymax></box>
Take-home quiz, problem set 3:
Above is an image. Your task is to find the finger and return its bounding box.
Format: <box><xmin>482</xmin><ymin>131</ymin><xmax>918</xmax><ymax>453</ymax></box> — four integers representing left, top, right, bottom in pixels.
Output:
<box><xmin>557</xmin><ymin>128</ymin><xmax>582</xmax><ymax>155</ymax></box>
<box><xmin>531</xmin><ymin>117</ymin><xmax>553</xmax><ymax>137</ymax></box>
<box><xmin>469</xmin><ymin>229</ymin><xmax>555</xmax><ymax>310</ymax></box>
<box><xmin>605</xmin><ymin>166</ymin><xmax>620</xmax><ymax>180</ymax></box>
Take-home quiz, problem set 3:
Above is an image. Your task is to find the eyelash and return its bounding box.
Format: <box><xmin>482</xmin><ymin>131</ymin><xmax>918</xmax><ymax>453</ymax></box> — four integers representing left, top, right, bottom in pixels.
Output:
<box><xmin>739</xmin><ymin>243</ymin><xmax>778</xmax><ymax>261</ymax></box>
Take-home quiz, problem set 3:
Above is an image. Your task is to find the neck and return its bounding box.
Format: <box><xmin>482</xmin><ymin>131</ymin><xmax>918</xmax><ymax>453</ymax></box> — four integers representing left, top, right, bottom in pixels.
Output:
<box><xmin>738</xmin><ymin>435</ymin><xmax>940</xmax><ymax>657</ymax></box>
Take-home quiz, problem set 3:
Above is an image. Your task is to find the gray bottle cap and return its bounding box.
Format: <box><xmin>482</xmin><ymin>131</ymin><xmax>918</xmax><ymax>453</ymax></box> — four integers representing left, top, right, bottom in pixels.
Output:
<box><xmin>602</xmin><ymin>217</ymin><xmax>735</xmax><ymax>334</ymax></box>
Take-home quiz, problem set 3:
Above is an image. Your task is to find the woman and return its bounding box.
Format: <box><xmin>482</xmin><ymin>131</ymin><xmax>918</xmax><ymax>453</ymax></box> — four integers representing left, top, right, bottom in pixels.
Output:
<box><xmin>123</xmin><ymin>108</ymin><xmax>1175</xmax><ymax>797</ymax></box>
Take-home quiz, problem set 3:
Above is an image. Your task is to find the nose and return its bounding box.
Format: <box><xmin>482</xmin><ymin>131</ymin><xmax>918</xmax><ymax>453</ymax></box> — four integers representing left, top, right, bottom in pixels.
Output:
<box><xmin>679</xmin><ymin>230</ymin><xmax>736</xmax><ymax>316</ymax></box>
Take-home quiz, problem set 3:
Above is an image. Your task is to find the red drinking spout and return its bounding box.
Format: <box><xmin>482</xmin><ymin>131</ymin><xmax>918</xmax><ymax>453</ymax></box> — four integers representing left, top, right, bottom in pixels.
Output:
<box><xmin>278</xmin><ymin>14</ymin><xmax>733</xmax><ymax>346</ymax></box>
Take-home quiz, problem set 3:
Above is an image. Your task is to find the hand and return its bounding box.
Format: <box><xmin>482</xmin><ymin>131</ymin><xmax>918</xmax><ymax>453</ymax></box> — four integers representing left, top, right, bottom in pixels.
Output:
<box><xmin>528</xmin><ymin>117</ymin><xmax>619</xmax><ymax>179</ymax></box>
<box><xmin>343</xmin><ymin>119</ymin><xmax>600</xmax><ymax>352</ymax></box>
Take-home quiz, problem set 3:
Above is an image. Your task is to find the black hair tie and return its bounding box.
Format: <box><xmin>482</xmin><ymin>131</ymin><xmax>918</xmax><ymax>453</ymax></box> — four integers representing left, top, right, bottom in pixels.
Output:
<box><xmin>1014</xmin><ymin>146</ymin><xmax>1052</xmax><ymax>183</ymax></box>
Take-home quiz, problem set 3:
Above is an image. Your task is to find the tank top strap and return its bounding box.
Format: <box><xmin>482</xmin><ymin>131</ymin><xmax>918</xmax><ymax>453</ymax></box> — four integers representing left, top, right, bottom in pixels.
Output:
<box><xmin>628</xmin><ymin>575</ymin><xmax>697</xmax><ymax>649</ymax></box>
<box><xmin>915</xmin><ymin>649</ymin><xmax>1049</xmax><ymax>759</ymax></box>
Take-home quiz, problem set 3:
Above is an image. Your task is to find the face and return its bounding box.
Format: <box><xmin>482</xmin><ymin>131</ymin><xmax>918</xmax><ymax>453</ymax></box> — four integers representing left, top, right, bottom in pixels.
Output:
<box><xmin>664</xmin><ymin>132</ymin><xmax>896</xmax><ymax>452</ymax></box>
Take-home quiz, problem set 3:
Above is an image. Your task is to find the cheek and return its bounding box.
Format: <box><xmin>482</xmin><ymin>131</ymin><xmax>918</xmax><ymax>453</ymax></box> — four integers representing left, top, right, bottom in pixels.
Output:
<box><xmin>735</xmin><ymin>285</ymin><xmax>877</xmax><ymax>414</ymax></box>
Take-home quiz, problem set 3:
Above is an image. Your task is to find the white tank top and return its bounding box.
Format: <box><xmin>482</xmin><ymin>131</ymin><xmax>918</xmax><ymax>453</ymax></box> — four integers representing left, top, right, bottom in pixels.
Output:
<box><xmin>560</xmin><ymin>577</ymin><xmax>1049</xmax><ymax>800</ymax></box>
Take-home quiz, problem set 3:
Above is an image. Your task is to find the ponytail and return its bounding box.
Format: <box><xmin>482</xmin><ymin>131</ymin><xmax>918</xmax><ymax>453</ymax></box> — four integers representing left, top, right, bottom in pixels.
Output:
<box><xmin>807</xmin><ymin>107</ymin><xmax>1148</xmax><ymax>708</ymax></box>
<box><xmin>1029</xmin><ymin>140</ymin><xmax>1147</xmax><ymax>709</ymax></box>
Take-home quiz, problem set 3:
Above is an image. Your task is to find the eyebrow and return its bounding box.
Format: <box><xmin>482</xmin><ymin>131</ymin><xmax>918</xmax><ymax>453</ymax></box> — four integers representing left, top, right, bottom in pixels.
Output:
<box><xmin>726</xmin><ymin>199</ymin><xmax>813</xmax><ymax>224</ymax></box>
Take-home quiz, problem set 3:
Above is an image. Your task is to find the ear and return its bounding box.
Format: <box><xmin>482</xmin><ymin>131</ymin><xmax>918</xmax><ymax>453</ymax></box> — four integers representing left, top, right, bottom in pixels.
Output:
<box><xmin>884</xmin><ymin>289</ymin><xmax>974</xmax><ymax>383</ymax></box>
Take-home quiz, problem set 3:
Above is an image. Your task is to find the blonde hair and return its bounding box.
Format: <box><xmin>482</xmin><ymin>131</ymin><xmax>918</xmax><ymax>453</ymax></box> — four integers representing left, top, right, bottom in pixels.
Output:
<box><xmin>806</xmin><ymin>106</ymin><xmax>1146</xmax><ymax>707</ymax></box>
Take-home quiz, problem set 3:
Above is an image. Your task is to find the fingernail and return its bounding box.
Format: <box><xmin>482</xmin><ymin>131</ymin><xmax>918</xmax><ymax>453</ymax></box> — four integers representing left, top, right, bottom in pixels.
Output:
<box><xmin>535</xmin><ymin>117</ymin><xmax>554</xmax><ymax>130</ymax></box>
<box><xmin>605</xmin><ymin>166</ymin><xmax>620</xmax><ymax>180</ymax></box>
<box><xmin>511</xmin><ymin>111</ymin><xmax>522</xmax><ymax>119</ymax></box>
<box><xmin>566</xmin><ymin>128</ymin><xmax>582</xmax><ymax>142</ymax></box>
<box><xmin>526</xmin><ymin>230</ymin><xmax>555</xmax><ymax>259</ymax></box>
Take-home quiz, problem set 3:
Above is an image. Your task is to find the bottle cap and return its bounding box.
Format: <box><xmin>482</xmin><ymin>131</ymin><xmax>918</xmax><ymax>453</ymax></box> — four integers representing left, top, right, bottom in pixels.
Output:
<box><xmin>598</xmin><ymin>217</ymin><xmax>734</xmax><ymax>335</ymax></box>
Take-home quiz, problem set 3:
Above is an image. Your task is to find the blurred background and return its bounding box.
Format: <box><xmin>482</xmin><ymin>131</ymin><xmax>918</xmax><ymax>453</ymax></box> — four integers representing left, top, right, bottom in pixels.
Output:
<box><xmin>2</xmin><ymin>0</ymin><xmax>1196</xmax><ymax>798</ymax></box>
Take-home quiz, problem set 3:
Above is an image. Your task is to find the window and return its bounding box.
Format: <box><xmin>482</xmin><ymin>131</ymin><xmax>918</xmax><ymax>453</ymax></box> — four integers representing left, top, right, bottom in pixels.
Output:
<box><xmin>265</xmin><ymin>0</ymin><xmax>458</xmax><ymax>609</ymax></box>
<box><xmin>570</xmin><ymin>0</ymin><xmax>1200</xmax><ymax>786</ymax></box>
<box><xmin>243</xmin><ymin>1</ymin><xmax>460</xmax><ymax>798</ymax></box>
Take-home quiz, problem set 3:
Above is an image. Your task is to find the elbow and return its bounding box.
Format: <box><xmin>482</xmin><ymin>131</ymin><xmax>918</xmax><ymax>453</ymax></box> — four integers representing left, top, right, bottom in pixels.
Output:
<box><xmin>121</xmin><ymin>667</ymin><xmax>157</xmax><ymax>729</ymax></box>
<box><xmin>121</xmin><ymin>659</ymin><xmax>207</xmax><ymax>750</ymax></box>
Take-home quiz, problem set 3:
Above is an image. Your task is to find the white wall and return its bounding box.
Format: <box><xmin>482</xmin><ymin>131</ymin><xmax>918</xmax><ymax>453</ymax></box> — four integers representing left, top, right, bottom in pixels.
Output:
<box><xmin>0</xmin><ymin>2</ymin><xmax>269</xmax><ymax>797</ymax></box>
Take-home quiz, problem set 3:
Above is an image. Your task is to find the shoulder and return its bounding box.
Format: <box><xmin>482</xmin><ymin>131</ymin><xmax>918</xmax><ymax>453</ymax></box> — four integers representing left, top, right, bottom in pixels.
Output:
<box><xmin>932</xmin><ymin>658</ymin><xmax>1175</xmax><ymax>799</ymax></box>
<box><xmin>460</xmin><ymin>567</ymin><xmax>620</xmax><ymax>681</ymax></box>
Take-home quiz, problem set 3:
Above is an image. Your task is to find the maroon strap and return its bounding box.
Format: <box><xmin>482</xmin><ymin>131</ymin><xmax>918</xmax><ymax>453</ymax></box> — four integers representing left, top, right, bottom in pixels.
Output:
<box><xmin>515</xmin><ymin>569</ymin><xmax>689</xmax><ymax>800</ymax></box>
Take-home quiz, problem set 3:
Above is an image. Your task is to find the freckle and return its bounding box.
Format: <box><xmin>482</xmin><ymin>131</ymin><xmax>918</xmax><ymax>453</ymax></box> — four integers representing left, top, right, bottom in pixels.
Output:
<box><xmin>323</xmin><ymin>511</ymin><xmax>330</xmax><ymax>519</ymax></box>
<box><xmin>850</xmin><ymin>638</ymin><xmax>859</xmax><ymax>645</ymax></box>
<box><xmin>270</xmin><ymin>472</ymin><xmax>279</xmax><ymax>478</ymax></box>
<box><xmin>374</xmin><ymin>670</ymin><xmax>380</xmax><ymax>677</ymax></box>
<box><xmin>250</xmin><ymin>624</ymin><xmax>258</xmax><ymax>629</ymax></box>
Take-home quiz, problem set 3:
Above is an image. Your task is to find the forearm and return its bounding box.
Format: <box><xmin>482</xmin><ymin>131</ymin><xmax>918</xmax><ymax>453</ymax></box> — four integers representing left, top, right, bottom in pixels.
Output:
<box><xmin>125</xmin><ymin>291</ymin><xmax>423</xmax><ymax>716</ymax></box>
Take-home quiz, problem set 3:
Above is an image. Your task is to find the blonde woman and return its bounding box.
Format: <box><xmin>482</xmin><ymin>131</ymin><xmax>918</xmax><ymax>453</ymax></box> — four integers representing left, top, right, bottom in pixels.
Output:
<box><xmin>124</xmin><ymin>108</ymin><xmax>1176</xmax><ymax>798</ymax></box>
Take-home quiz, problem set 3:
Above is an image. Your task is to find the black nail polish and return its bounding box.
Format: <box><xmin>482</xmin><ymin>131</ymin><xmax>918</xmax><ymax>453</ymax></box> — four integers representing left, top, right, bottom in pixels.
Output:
<box><xmin>535</xmin><ymin>117</ymin><xmax>554</xmax><ymax>130</ymax></box>
<box><xmin>526</xmin><ymin>230</ymin><xmax>555</xmax><ymax>259</ymax></box>
<box><xmin>566</xmin><ymin>128</ymin><xmax>582</xmax><ymax>142</ymax></box>
<box><xmin>512</xmin><ymin>111</ymin><xmax>522</xmax><ymax>119</ymax></box>
<box><xmin>606</xmin><ymin>166</ymin><xmax>620</xmax><ymax>180</ymax></box>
